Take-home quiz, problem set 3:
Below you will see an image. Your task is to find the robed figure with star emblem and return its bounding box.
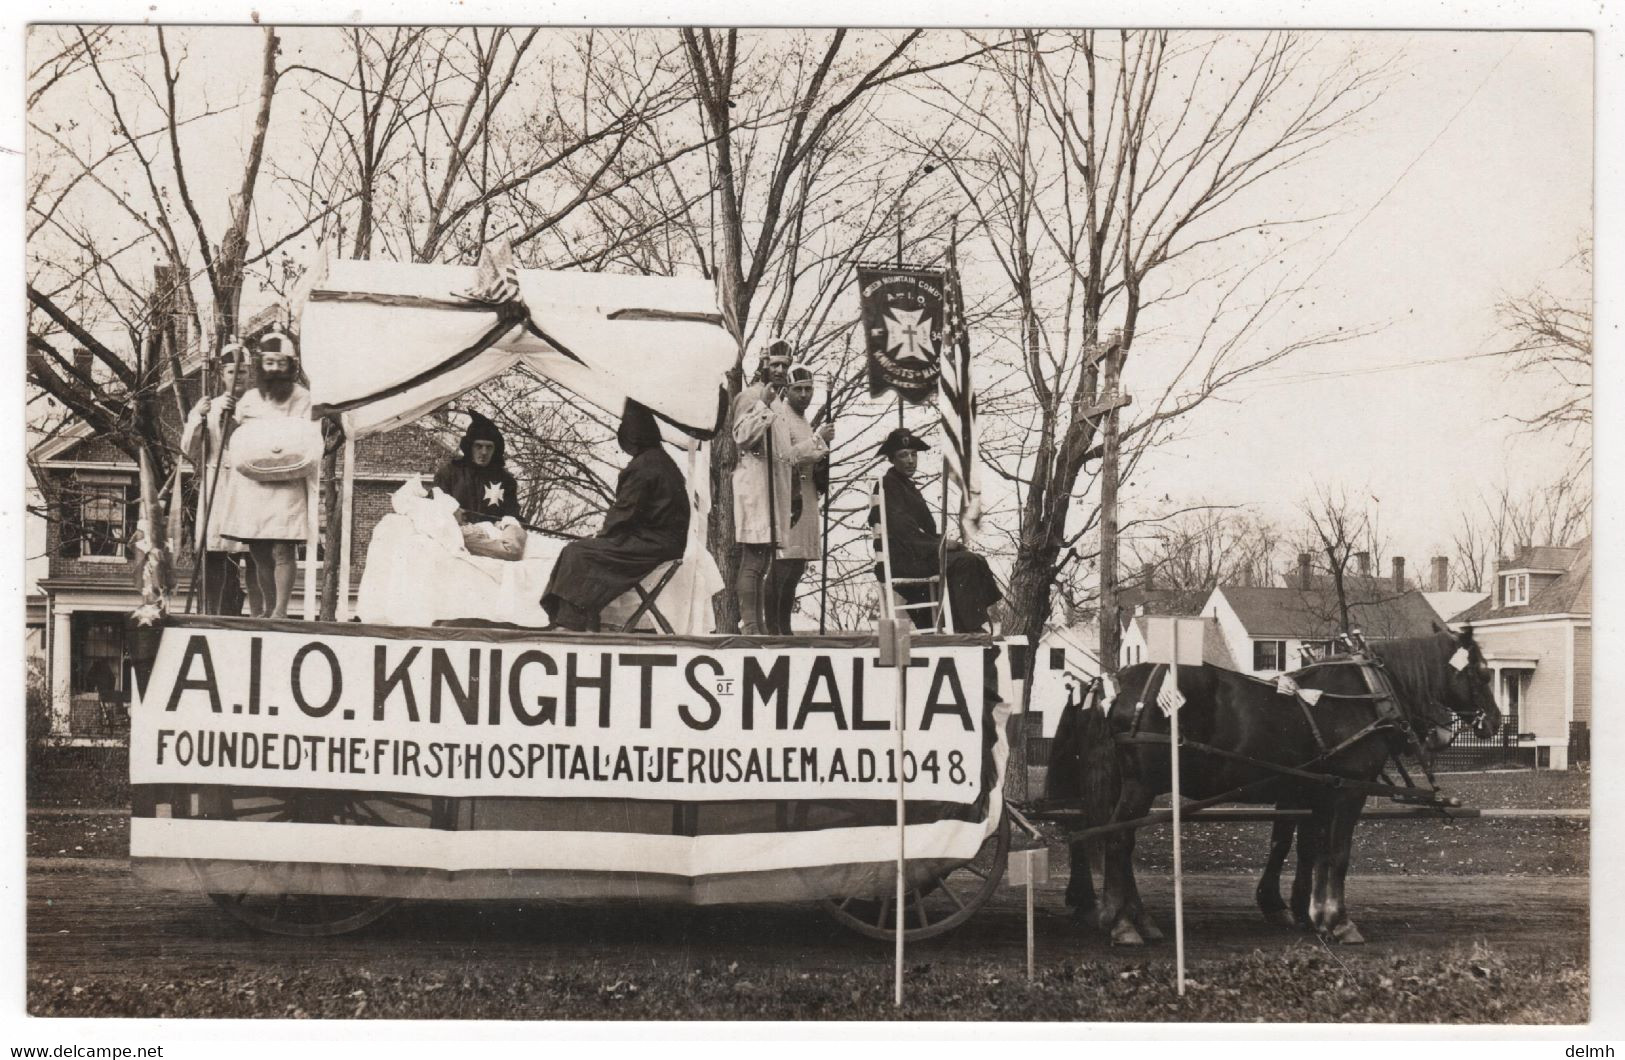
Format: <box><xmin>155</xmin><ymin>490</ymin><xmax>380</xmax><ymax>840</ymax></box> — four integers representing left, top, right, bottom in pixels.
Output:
<box><xmin>434</xmin><ymin>411</ymin><xmax>522</xmax><ymax>525</ymax></box>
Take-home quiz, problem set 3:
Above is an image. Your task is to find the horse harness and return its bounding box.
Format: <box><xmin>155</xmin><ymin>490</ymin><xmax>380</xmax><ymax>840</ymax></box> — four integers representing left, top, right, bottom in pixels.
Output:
<box><xmin>1109</xmin><ymin>653</ymin><xmax>1448</xmax><ymax>810</ymax></box>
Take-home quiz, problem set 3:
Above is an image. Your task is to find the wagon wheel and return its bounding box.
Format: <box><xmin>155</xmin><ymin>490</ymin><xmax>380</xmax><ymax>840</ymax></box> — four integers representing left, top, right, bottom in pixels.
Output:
<box><xmin>181</xmin><ymin>788</ymin><xmax>445</xmax><ymax>937</ymax></box>
<box><xmin>820</xmin><ymin>807</ymin><xmax>1010</xmax><ymax>942</ymax></box>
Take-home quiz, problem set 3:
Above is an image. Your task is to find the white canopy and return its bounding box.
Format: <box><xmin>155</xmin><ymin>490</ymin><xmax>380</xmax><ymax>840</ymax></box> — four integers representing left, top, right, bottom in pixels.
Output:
<box><xmin>298</xmin><ymin>257</ymin><xmax>735</xmax><ymax>438</ymax></box>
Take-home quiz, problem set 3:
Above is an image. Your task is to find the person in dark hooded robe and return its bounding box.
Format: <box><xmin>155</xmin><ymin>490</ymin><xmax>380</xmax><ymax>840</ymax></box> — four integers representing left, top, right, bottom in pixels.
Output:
<box><xmin>434</xmin><ymin>411</ymin><xmax>521</xmax><ymax>524</ymax></box>
<box><xmin>541</xmin><ymin>399</ymin><xmax>690</xmax><ymax>631</ymax></box>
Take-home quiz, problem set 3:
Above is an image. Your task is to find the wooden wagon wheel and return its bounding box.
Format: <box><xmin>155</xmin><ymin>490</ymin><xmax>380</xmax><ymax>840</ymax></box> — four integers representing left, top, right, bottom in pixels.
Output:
<box><xmin>819</xmin><ymin>806</ymin><xmax>1010</xmax><ymax>943</ymax></box>
<box><xmin>180</xmin><ymin>788</ymin><xmax>448</xmax><ymax>937</ymax></box>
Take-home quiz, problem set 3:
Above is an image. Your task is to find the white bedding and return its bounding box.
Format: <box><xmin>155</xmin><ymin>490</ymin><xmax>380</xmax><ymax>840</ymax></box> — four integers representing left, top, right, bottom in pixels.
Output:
<box><xmin>356</xmin><ymin>478</ymin><xmax>723</xmax><ymax>632</ymax></box>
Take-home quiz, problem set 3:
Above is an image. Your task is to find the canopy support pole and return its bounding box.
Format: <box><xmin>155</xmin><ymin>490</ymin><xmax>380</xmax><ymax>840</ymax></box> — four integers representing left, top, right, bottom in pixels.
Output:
<box><xmin>304</xmin><ymin>475</ymin><xmax>319</xmax><ymax>620</ymax></box>
<box><xmin>338</xmin><ymin>433</ymin><xmax>356</xmax><ymax>622</ymax></box>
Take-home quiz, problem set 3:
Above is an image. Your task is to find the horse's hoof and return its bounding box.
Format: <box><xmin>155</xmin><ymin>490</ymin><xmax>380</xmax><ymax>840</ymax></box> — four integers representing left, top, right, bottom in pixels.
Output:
<box><xmin>1293</xmin><ymin>913</ymin><xmax>1313</xmax><ymax>931</ymax></box>
<box><xmin>1135</xmin><ymin>917</ymin><xmax>1165</xmax><ymax>942</ymax></box>
<box><xmin>1261</xmin><ymin>908</ymin><xmax>1296</xmax><ymax>929</ymax></box>
<box><xmin>1331</xmin><ymin>921</ymin><xmax>1366</xmax><ymax>945</ymax></box>
<box><xmin>1070</xmin><ymin>905</ymin><xmax>1095</xmax><ymax>924</ymax></box>
<box><xmin>1110</xmin><ymin>923</ymin><xmax>1146</xmax><ymax>947</ymax></box>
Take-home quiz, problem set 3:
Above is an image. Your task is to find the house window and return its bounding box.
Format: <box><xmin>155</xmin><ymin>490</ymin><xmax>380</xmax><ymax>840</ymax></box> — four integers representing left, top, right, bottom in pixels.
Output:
<box><xmin>1504</xmin><ymin>573</ymin><xmax>1529</xmax><ymax>606</ymax></box>
<box><xmin>1253</xmin><ymin>639</ymin><xmax>1287</xmax><ymax>672</ymax></box>
<box><xmin>73</xmin><ymin>473</ymin><xmax>136</xmax><ymax>559</ymax></box>
<box><xmin>70</xmin><ymin>612</ymin><xmax>129</xmax><ymax>701</ymax></box>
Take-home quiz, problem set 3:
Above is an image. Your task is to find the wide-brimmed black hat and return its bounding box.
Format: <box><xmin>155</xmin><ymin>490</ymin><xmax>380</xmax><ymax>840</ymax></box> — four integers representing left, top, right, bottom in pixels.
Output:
<box><xmin>877</xmin><ymin>427</ymin><xmax>929</xmax><ymax>457</ymax></box>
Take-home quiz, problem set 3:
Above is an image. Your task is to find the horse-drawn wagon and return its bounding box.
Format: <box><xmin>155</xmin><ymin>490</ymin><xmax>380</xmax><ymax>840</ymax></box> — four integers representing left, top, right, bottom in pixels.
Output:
<box><xmin>128</xmin><ymin>251</ymin><xmax>1023</xmax><ymax>943</ymax></box>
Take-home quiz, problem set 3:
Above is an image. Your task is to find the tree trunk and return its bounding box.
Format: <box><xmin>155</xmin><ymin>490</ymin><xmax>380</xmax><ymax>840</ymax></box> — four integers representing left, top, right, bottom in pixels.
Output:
<box><xmin>318</xmin><ymin>422</ymin><xmax>343</xmax><ymax>621</ymax></box>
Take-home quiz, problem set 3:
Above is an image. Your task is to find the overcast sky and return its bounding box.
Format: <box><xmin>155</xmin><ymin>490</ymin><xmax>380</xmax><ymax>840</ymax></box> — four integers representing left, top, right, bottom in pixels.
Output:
<box><xmin>1119</xmin><ymin>32</ymin><xmax>1591</xmax><ymax>568</ymax></box>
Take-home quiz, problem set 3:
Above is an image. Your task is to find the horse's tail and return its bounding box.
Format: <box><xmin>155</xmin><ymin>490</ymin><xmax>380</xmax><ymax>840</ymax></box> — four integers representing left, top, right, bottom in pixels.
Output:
<box><xmin>1077</xmin><ymin>684</ymin><xmax>1123</xmax><ymax>829</ymax></box>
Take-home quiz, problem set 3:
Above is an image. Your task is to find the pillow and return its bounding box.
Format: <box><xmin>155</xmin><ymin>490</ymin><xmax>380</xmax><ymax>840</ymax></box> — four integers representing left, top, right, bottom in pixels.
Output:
<box><xmin>231</xmin><ymin>418</ymin><xmax>323</xmax><ymax>482</ymax></box>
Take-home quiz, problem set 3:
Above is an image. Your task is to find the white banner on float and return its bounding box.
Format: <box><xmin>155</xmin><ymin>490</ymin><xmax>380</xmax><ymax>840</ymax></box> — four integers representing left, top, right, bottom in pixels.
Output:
<box><xmin>131</xmin><ymin>626</ymin><xmax>992</xmax><ymax>803</ymax></box>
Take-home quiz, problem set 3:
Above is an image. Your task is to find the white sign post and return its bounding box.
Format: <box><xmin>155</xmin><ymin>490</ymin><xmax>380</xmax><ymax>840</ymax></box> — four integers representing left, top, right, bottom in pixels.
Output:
<box><xmin>1143</xmin><ymin>616</ymin><xmax>1203</xmax><ymax>997</ymax></box>
<box><xmin>876</xmin><ymin>617</ymin><xmax>911</xmax><ymax>1009</ymax></box>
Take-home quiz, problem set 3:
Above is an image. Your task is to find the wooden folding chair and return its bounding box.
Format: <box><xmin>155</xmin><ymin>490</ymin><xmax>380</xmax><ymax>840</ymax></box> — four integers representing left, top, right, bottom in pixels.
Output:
<box><xmin>618</xmin><ymin>559</ymin><xmax>683</xmax><ymax>634</ymax></box>
<box><xmin>871</xmin><ymin>475</ymin><xmax>953</xmax><ymax>633</ymax></box>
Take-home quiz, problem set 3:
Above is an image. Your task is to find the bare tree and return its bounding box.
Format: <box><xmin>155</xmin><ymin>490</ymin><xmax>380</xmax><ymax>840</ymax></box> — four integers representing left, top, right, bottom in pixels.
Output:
<box><xmin>1294</xmin><ymin>486</ymin><xmax>1402</xmax><ymax>638</ymax></box>
<box><xmin>1128</xmin><ymin>505</ymin><xmax>1283</xmax><ymax>593</ymax></box>
<box><xmin>27</xmin><ymin>26</ymin><xmax>299</xmax><ymax>602</ymax></box>
<box><xmin>1449</xmin><ymin>466</ymin><xmax>1591</xmax><ymax>591</ymax></box>
<box><xmin>908</xmin><ymin>30</ymin><xmax>1385</xmax><ymax>668</ymax></box>
<box><xmin>1495</xmin><ymin>236</ymin><xmax>1591</xmax><ymax>455</ymax></box>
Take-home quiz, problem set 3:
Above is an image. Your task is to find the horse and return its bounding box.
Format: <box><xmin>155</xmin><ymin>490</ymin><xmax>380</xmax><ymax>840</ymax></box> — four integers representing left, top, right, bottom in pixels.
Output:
<box><xmin>1047</xmin><ymin>628</ymin><xmax>1499</xmax><ymax>946</ymax></box>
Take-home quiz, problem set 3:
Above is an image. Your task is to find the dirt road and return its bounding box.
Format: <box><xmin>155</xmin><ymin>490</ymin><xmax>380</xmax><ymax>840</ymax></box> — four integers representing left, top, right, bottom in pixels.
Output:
<box><xmin>29</xmin><ymin>858</ymin><xmax>1585</xmax><ymax>980</ymax></box>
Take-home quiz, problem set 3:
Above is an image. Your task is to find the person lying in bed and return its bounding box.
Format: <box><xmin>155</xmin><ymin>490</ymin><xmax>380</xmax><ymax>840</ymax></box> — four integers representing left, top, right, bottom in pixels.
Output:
<box><xmin>540</xmin><ymin>399</ymin><xmax>690</xmax><ymax>631</ymax></box>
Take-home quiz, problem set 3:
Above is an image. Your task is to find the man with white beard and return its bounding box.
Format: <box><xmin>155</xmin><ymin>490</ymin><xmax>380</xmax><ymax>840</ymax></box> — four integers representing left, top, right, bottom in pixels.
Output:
<box><xmin>216</xmin><ymin>331</ymin><xmax>314</xmax><ymax>619</ymax></box>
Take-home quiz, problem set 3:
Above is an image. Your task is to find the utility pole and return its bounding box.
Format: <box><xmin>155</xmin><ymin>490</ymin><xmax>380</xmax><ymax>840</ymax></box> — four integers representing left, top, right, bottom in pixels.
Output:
<box><xmin>1094</xmin><ymin>331</ymin><xmax>1129</xmax><ymax>672</ymax></box>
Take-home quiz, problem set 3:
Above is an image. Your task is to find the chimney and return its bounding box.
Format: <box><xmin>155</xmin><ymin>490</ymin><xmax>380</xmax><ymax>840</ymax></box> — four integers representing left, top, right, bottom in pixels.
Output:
<box><xmin>72</xmin><ymin>347</ymin><xmax>93</xmax><ymax>383</ymax></box>
<box><xmin>1141</xmin><ymin>563</ymin><xmax>1154</xmax><ymax>591</ymax></box>
<box><xmin>1431</xmin><ymin>556</ymin><xmax>1449</xmax><ymax>592</ymax></box>
<box><xmin>1392</xmin><ymin>556</ymin><xmax>1406</xmax><ymax>592</ymax></box>
<box><xmin>1297</xmin><ymin>552</ymin><xmax>1313</xmax><ymax>591</ymax></box>
<box><xmin>1355</xmin><ymin>551</ymin><xmax>1371</xmax><ymax>576</ymax></box>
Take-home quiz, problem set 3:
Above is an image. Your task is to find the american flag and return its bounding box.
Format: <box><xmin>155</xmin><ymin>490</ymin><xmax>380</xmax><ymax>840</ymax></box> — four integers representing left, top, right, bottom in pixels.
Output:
<box><xmin>938</xmin><ymin>247</ymin><xmax>982</xmax><ymax>541</ymax></box>
<box><xmin>462</xmin><ymin>242</ymin><xmax>521</xmax><ymax>306</ymax></box>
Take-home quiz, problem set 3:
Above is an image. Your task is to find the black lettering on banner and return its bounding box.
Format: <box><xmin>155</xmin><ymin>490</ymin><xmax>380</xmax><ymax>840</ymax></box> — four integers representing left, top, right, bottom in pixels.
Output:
<box><xmin>921</xmin><ymin>656</ymin><xmax>974</xmax><ymax>731</ymax></box>
<box><xmin>850</xmin><ymin>655</ymin><xmax>885</xmax><ymax>730</ymax></box>
<box><xmin>164</xmin><ymin>634</ymin><xmax>223</xmax><ymax>714</ymax></box>
<box><xmin>827</xmin><ymin>747</ymin><xmax>849</xmax><ymax>781</ymax></box>
<box><xmin>291</xmin><ymin>642</ymin><xmax>343</xmax><ymax>717</ymax></box>
<box><xmin>742</xmin><ymin>655</ymin><xmax>790</xmax><ymax>730</ymax></box>
<box><xmin>431</xmin><ymin>647</ymin><xmax>480</xmax><ymax>724</ymax></box>
<box><xmin>374</xmin><ymin>646</ymin><xmax>421</xmax><ymax>722</ymax></box>
<box><xmin>487</xmin><ymin>649</ymin><xmax>504</xmax><ymax>725</ymax></box>
<box><xmin>856</xmin><ymin>748</ymin><xmax>876</xmax><ymax>782</ymax></box>
<box><xmin>612</xmin><ymin>746</ymin><xmax>634</xmax><ymax>781</ymax></box>
<box><xmin>507</xmin><ymin>650</ymin><xmax>557</xmax><ymax>725</ymax></box>
<box><xmin>248</xmin><ymin>637</ymin><xmax>263</xmax><ymax>714</ymax></box>
<box><xmin>795</xmin><ymin>655</ymin><xmax>848</xmax><ymax>730</ymax></box>
<box><xmin>619</xmin><ymin>653</ymin><xmax>677</xmax><ymax>728</ymax></box>
<box><xmin>681</xmin><ymin>656</ymin><xmax>723</xmax><ymax>730</ymax></box>
<box><xmin>567</xmin><ymin>652</ymin><xmax>613</xmax><ymax>727</ymax></box>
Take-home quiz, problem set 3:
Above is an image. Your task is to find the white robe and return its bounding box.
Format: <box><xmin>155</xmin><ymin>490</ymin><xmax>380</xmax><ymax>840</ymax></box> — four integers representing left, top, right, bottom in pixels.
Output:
<box><xmin>217</xmin><ymin>385</ymin><xmax>313</xmax><ymax>542</ymax></box>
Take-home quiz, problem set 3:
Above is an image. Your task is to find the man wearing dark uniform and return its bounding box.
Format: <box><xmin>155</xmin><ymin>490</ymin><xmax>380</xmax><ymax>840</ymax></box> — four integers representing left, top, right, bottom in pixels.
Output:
<box><xmin>870</xmin><ymin>427</ymin><xmax>1001</xmax><ymax>633</ymax></box>
<box><xmin>433</xmin><ymin>411</ymin><xmax>521</xmax><ymax>524</ymax></box>
<box><xmin>541</xmin><ymin>400</ymin><xmax>689</xmax><ymax>631</ymax></box>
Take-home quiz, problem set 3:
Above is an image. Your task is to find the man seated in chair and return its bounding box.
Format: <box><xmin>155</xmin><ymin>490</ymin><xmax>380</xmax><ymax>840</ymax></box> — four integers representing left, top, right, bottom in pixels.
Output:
<box><xmin>541</xmin><ymin>400</ymin><xmax>689</xmax><ymax>631</ymax></box>
<box><xmin>869</xmin><ymin>427</ymin><xmax>1001</xmax><ymax>633</ymax></box>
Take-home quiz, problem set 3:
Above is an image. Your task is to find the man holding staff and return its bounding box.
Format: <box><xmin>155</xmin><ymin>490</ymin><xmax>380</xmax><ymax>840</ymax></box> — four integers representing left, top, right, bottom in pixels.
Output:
<box><xmin>180</xmin><ymin>343</ymin><xmax>256</xmax><ymax>616</ymax></box>
<box><xmin>765</xmin><ymin>363</ymin><xmax>833</xmax><ymax>634</ymax></box>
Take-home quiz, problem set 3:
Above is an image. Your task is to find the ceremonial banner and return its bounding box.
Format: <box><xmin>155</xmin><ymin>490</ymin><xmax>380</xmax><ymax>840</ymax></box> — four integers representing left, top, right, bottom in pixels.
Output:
<box><xmin>134</xmin><ymin>624</ymin><xmax>992</xmax><ymax>803</ymax></box>
<box><xmin>130</xmin><ymin>620</ymin><xmax>1012</xmax><ymax>903</ymax></box>
<box><xmin>856</xmin><ymin>265</ymin><xmax>946</xmax><ymax>404</ymax></box>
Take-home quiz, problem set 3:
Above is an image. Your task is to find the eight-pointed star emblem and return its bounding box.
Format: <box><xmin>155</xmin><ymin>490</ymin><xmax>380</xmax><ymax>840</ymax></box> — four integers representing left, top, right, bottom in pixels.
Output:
<box><xmin>482</xmin><ymin>480</ymin><xmax>507</xmax><ymax>507</ymax></box>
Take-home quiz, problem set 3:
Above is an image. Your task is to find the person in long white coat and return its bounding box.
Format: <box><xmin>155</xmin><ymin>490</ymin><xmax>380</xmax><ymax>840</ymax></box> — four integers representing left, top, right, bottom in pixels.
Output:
<box><xmin>730</xmin><ymin>341</ymin><xmax>791</xmax><ymax>634</ymax></box>
<box><xmin>216</xmin><ymin>333</ymin><xmax>314</xmax><ymax>618</ymax></box>
<box><xmin>764</xmin><ymin>365</ymin><xmax>832</xmax><ymax>634</ymax></box>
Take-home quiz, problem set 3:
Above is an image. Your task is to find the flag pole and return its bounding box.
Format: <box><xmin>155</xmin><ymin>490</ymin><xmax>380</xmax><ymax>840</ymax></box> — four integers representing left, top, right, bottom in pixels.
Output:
<box><xmin>1170</xmin><ymin>624</ymin><xmax>1186</xmax><ymax>996</ymax></box>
